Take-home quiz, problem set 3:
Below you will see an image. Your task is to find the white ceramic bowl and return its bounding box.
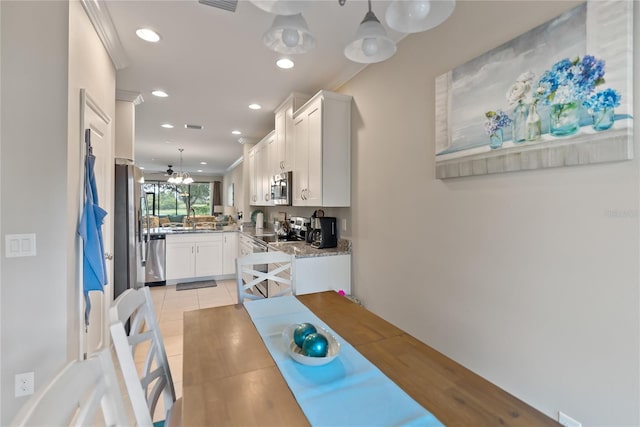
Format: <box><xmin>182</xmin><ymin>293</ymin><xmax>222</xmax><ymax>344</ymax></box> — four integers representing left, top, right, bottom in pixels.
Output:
<box><xmin>282</xmin><ymin>324</ymin><xmax>340</xmax><ymax>366</ymax></box>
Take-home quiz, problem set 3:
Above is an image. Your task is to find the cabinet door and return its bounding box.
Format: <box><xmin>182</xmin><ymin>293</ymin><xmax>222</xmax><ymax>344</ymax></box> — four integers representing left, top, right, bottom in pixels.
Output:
<box><xmin>264</xmin><ymin>134</ymin><xmax>276</xmax><ymax>204</ymax></box>
<box><xmin>222</xmin><ymin>232</ymin><xmax>238</xmax><ymax>275</ymax></box>
<box><xmin>305</xmin><ymin>104</ymin><xmax>322</xmax><ymax>206</ymax></box>
<box><xmin>255</xmin><ymin>145</ymin><xmax>265</xmax><ymax>206</ymax></box>
<box><xmin>293</xmin><ymin>114</ymin><xmax>308</xmax><ymax>205</ymax></box>
<box><xmin>248</xmin><ymin>148</ymin><xmax>257</xmax><ymax>205</ymax></box>
<box><xmin>166</xmin><ymin>241</ymin><xmax>195</xmax><ymax>281</ymax></box>
<box><xmin>195</xmin><ymin>239</ymin><xmax>223</xmax><ymax>277</ymax></box>
<box><xmin>275</xmin><ymin>108</ymin><xmax>286</xmax><ymax>172</ymax></box>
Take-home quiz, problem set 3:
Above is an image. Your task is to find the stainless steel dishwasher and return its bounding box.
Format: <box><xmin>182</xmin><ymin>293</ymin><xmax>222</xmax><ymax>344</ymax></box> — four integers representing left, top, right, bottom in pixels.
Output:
<box><xmin>145</xmin><ymin>234</ymin><xmax>166</xmax><ymax>285</ymax></box>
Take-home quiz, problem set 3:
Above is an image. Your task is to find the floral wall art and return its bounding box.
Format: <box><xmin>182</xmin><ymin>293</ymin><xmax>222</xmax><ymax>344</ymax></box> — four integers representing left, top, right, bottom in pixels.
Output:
<box><xmin>434</xmin><ymin>1</ymin><xmax>633</xmax><ymax>179</ymax></box>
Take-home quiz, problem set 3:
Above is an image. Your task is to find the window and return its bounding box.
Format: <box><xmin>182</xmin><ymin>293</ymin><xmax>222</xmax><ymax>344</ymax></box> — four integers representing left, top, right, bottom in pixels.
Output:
<box><xmin>143</xmin><ymin>181</ymin><xmax>212</xmax><ymax>216</ymax></box>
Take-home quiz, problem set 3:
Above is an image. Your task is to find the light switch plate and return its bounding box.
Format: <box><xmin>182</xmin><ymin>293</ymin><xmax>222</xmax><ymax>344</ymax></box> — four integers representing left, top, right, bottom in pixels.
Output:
<box><xmin>5</xmin><ymin>234</ymin><xmax>36</xmax><ymax>258</ymax></box>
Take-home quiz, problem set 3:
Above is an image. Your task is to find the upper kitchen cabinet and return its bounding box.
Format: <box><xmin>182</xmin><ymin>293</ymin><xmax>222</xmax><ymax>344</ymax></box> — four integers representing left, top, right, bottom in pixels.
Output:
<box><xmin>274</xmin><ymin>93</ymin><xmax>310</xmax><ymax>173</ymax></box>
<box><xmin>293</xmin><ymin>91</ymin><xmax>352</xmax><ymax>207</ymax></box>
<box><xmin>249</xmin><ymin>130</ymin><xmax>275</xmax><ymax>206</ymax></box>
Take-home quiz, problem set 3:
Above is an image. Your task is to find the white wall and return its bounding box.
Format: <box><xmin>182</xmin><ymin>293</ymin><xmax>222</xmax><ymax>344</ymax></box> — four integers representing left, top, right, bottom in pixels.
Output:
<box><xmin>339</xmin><ymin>1</ymin><xmax>639</xmax><ymax>425</ymax></box>
<box><xmin>0</xmin><ymin>1</ymin><xmax>115</xmax><ymax>423</ymax></box>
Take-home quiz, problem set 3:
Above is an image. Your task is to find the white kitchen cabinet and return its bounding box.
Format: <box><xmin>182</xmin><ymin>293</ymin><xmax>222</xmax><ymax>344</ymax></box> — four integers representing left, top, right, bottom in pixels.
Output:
<box><xmin>290</xmin><ymin>254</ymin><xmax>350</xmax><ymax>295</ymax></box>
<box><xmin>248</xmin><ymin>147</ymin><xmax>257</xmax><ymax>205</ymax></box>
<box><xmin>274</xmin><ymin>93</ymin><xmax>309</xmax><ymax>172</ymax></box>
<box><xmin>293</xmin><ymin>90</ymin><xmax>352</xmax><ymax>207</ymax></box>
<box><xmin>222</xmin><ymin>232</ymin><xmax>238</xmax><ymax>275</ymax></box>
<box><xmin>166</xmin><ymin>233</ymin><xmax>224</xmax><ymax>281</ymax></box>
<box><xmin>249</xmin><ymin>131</ymin><xmax>274</xmax><ymax>207</ymax></box>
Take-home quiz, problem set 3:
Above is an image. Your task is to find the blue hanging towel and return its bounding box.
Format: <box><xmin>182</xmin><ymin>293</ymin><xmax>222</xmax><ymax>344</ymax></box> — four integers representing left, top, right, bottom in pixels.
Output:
<box><xmin>78</xmin><ymin>149</ymin><xmax>108</xmax><ymax>326</ymax></box>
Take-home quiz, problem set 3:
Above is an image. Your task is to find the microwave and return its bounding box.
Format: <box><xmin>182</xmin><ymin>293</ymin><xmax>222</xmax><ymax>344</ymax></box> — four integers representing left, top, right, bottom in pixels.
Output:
<box><xmin>271</xmin><ymin>171</ymin><xmax>292</xmax><ymax>206</ymax></box>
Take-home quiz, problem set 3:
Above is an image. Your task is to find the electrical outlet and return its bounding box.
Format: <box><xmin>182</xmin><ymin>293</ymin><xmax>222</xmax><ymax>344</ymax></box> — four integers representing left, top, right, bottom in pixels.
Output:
<box><xmin>15</xmin><ymin>372</ymin><xmax>34</xmax><ymax>397</ymax></box>
<box><xmin>341</xmin><ymin>218</ymin><xmax>347</xmax><ymax>232</ymax></box>
<box><xmin>558</xmin><ymin>411</ymin><xmax>582</xmax><ymax>427</ymax></box>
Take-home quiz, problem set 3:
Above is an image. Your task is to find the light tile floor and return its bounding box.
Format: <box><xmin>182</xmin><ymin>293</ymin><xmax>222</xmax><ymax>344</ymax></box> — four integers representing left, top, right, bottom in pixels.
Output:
<box><xmin>147</xmin><ymin>279</ymin><xmax>238</xmax><ymax>421</ymax></box>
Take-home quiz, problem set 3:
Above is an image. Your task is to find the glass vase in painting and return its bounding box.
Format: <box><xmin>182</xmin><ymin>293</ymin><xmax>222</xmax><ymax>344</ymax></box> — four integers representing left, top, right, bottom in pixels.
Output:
<box><xmin>489</xmin><ymin>129</ymin><xmax>503</xmax><ymax>149</ymax></box>
<box><xmin>511</xmin><ymin>102</ymin><xmax>527</xmax><ymax>143</ymax></box>
<box><xmin>526</xmin><ymin>102</ymin><xmax>542</xmax><ymax>141</ymax></box>
<box><xmin>549</xmin><ymin>101</ymin><xmax>580</xmax><ymax>137</ymax></box>
<box><xmin>592</xmin><ymin>108</ymin><xmax>615</xmax><ymax>131</ymax></box>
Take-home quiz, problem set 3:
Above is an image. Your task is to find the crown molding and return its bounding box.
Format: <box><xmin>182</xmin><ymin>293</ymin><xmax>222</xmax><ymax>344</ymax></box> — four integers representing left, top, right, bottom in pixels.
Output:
<box><xmin>116</xmin><ymin>89</ymin><xmax>144</xmax><ymax>105</ymax></box>
<box><xmin>81</xmin><ymin>0</ymin><xmax>129</xmax><ymax>70</ymax></box>
<box><xmin>226</xmin><ymin>156</ymin><xmax>244</xmax><ymax>172</ymax></box>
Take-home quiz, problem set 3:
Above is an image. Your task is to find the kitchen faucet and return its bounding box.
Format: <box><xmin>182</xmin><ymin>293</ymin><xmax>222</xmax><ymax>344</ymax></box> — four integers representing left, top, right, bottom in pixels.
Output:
<box><xmin>190</xmin><ymin>207</ymin><xmax>196</xmax><ymax>229</ymax></box>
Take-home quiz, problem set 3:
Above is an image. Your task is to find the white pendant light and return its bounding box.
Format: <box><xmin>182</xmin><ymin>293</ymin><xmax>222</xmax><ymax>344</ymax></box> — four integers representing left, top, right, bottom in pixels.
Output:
<box><xmin>385</xmin><ymin>0</ymin><xmax>455</xmax><ymax>34</ymax></box>
<box><xmin>344</xmin><ymin>0</ymin><xmax>396</xmax><ymax>64</ymax></box>
<box><xmin>167</xmin><ymin>148</ymin><xmax>194</xmax><ymax>185</ymax></box>
<box><xmin>262</xmin><ymin>13</ymin><xmax>316</xmax><ymax>54</ymax></box>
<box><xmin>249</xmin><ymin>0</ymin><xmax>307</xmax><ymax>16</ymax></box>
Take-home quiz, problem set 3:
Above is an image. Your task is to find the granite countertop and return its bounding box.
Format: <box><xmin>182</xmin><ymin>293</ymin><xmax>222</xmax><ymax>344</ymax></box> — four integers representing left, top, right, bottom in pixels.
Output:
<box><xmin>147</xmin><ymin>225</ymin><xmax>239</xmax><ymax>235</ymax></box>
<box><xmin>239</xmin><ymin>225</ymin><xmax>351</xmax><ymax>258</ymax></box>
<box><xmin>266</xmin><ymin>239</ymin><xmax>351</xmax><ymax>258</ymax></box>
<box><xmin>147</xmin><ymin>224</ymin><xmax>351</xmax><ymax>258</ymax></box>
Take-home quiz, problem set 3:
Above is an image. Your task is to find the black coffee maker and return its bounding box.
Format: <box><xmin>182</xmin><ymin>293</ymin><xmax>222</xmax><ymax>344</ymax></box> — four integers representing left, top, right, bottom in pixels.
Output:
<box><xmin>310</xmin><ymin>217</ymin><xmax>337</xmax><ymax>249</ymax></box>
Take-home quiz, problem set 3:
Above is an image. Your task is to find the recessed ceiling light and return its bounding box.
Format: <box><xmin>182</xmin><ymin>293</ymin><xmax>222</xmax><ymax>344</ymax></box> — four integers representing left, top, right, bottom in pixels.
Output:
<box><xmin>197</xmin><ymin>169</ymin><xmax>203</xmax><ymax>173</ymax></box>
<box><xmin>165</xmin><ymin>140</ymin><xmax>172</xmax><ymax>144</ymax></box>
<box><xmin>161</xmin><ymin>123</ymin><xmax>174</xmax><ymax>129</ymax></box>
<box><xmin>276</xmin><ymin>58</ymin><xmax>294</xmax><ymax>69</ymax></box>
<box><xmin>152</xmin><ymin>90</ymin><xmax>168</xmax><ymax>97</ymax></box>
<box><xmin>248</xmin><ymin>103</ymin><xmax>262</xmax><ymax>110</ymax></box>
<box><xmin>136</xmin><ymin>28</ymin><xmax>160</xmax><ymax>43</ymax></box>
<box><xmin>200</xmin><ymin>162</ymin><xmax>207</xmax><ymax>165</ymax></box>
<box><xmin>232</xmin><ymin>130</ymin><xmax>242</xmax><ymax>135</ymax></box>
<box><xmin>140</xmin><ymin>167</ymin><xmax>145</xmax><ymax>170</ymax></box>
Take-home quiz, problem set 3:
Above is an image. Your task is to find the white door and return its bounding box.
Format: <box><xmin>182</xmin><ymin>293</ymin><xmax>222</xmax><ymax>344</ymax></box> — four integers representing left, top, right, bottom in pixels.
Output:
<box><xmin>80</xmin><ymin>90</ymin><xmax>113</xmax><ymax>358</ymax></box>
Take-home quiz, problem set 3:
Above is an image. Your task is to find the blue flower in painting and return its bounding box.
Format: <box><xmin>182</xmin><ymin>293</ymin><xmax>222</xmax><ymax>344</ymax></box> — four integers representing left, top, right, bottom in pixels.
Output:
<box><xmin>534</xmin><ymin>55</ymin><xmax>606</xmax><ymax>105</ymax></box>
<box><xmin>484</xmin><ymin>110</ymin><xmax>512</xmax><ymax>136</ymax></box>
<box><xmin>583</xmin><ymin>88</ymin><xmax>621</xmax><ymax>112</ymax></box>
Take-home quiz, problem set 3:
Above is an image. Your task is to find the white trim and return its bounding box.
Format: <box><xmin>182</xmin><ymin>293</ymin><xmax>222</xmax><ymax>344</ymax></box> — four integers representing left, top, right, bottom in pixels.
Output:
<box><xmin>80</xmin><ymin>0</ymin><xmax>129</xmax><ymax>70</ymax></box>
<box><xmin>226</xmin><ymin>156</ymin><xmax>244</xmax><ymax>173</ymax></box>
<box><xmin>116</xmin><ymin>89</ymin><xmax>144</xmax><ymax>105</ymax></box>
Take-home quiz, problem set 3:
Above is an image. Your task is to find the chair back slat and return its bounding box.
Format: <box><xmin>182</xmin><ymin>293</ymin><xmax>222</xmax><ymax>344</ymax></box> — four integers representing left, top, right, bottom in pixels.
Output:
<box><xmin>236</xmin><ymin>251</ymin><xmax>294</xmax><ymax>304</ymax></box>
<box><xmin>11</xmin><ymin>349</ymin><xmax>129</xmax><ymax>427</ymax></box>
<box><xmin>110</xmin><ymin>286</ymin><xmax>177</xmax><ymax>426</ymax></box>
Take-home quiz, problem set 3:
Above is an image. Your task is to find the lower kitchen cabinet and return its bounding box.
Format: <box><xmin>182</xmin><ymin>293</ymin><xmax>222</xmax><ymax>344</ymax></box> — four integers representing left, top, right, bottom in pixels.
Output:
<box><xmin>293</xmin><ymin>254</ymin><xmax>351</xmax><ymax>295</ymax></box>
<box><xmin>222</xmin><ymin>232</ymin><xmax>238</xmax><ymax>275</ymax></box>
<box><xmin>166</xmin><ymin>233</ymin><xmax>223</xmax><ymax>281</ymax></box>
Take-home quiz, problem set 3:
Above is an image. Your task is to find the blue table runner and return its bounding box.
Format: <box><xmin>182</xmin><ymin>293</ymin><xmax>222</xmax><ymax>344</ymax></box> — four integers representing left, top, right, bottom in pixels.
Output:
<box><xmin>245</xmin><ymin>296</ymin><xmax>443</xmax><ymax>427</ymax></box>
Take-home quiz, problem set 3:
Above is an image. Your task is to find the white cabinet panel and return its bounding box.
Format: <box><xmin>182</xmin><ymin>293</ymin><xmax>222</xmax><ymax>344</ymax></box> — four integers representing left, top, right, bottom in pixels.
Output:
<box><xmin>166</xmin><ymin>241</ymin><xmax>195</xmax><ymax>281</ymax></box>
<box><xmin>166</xmin><ymin>233</ymin><xmax>224</xmax><ymax>281</ymax></box>
<box><xmin>222</xmin><ymin>232</ymin><xmax>238</xmax><ymax>275</ymax></box>
<box><xmin>292</xmin><ymin>91</ymin><xmax>352</xmax><ymax>207</ymax></box>
<box><xmin>292</xmin><ymin>254</ymin><xmax>351</xmax><ymax>295</ymax></box>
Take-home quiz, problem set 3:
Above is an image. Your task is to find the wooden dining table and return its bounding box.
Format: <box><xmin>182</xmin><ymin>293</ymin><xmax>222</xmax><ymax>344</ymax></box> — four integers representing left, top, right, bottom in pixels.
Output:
<box><xmin>182</xmin><ymin>291</ymin><xmax>559</xmax><ymax>426</ymax></box>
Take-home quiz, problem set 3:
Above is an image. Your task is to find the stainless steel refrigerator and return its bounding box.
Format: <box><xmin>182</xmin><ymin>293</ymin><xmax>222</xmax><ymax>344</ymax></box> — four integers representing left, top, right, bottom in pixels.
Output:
<box><xmin>114</xmin><ymin>162</ymin><xmax>148</xmax><ymax>298</ymax></box>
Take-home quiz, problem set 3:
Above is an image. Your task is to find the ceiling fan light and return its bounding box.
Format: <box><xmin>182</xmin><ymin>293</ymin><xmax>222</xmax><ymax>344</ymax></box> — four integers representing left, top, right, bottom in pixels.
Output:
<box><xmin>249</xmin><ymin>0</ymin><xmax>307</xmax><ymax>16</ymax></box>
<box><xmin>385</xmin><ymin>0</ymin><xmax>455</xmax><ymax>33</ymax></box>
<box><xmin>344</xmin><ymin>13</ymin><xmax>396</xmax><ymax>64</ymax></box>
<box><xmin>262</xmin><ymin>13</ymin><xmax>316</xmax><ymax>54</ymax></box>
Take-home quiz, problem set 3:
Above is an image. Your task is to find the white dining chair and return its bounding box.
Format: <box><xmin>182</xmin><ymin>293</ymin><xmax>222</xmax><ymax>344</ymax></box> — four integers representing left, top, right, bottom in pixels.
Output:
<box><xmin>11</xmin><ymin>348</ymin><xmax>129</xmax><ymax>426</ymax></box>
<box><xmin>236</xmin><ymin>251</ymin><xmax>293</xmax><ymax>304</ymax></box>
<box><xmin>109</xmin><ymin>286</ymin><xmax>182</xmax><ymax>427</ymax></box>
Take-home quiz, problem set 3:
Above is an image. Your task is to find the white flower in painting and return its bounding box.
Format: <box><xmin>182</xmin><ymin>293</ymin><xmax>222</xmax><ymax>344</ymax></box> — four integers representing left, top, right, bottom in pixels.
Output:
<box><xmin>506</xmin><ymin>71</ymin><xmax>536</xmax><ymax>105</ymax></box>
<box><xmin>506</xmin><ymin>81</ymin><xmax>528</xmax><ymax>105</ymax></box>
<box><xmin>516</xmin><ymin>71</ymin><xmax>535</xmax><ymax>84</ymax></box>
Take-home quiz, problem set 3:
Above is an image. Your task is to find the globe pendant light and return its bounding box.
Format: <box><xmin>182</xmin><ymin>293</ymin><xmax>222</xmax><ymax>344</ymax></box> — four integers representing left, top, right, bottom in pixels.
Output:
<box><xmin>249</xmin><ymin>0</ymin><xmax>307</xmax><ymax>16</ymax></box>
<box><xmin>262</xmin><ymin>13</ymin><xmax>316</xmax><ymax>54</ymax></box>
<box><xmin>385</xmin><ymin>0</ymin><xmax>456</xmax><ymax>34</ymax></box>
<box><xmin>344</xmin><ymin>0</ymin><xmax>396</xmax><ymax>64</ymax></box>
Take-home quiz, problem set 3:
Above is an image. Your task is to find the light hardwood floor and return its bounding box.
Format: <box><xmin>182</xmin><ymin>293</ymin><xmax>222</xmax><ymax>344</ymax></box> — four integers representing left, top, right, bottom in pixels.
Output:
<box><xmin>147</xmin><ymin>279</ymin><xmax>238</xmax><ymax>421</ymax></box>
